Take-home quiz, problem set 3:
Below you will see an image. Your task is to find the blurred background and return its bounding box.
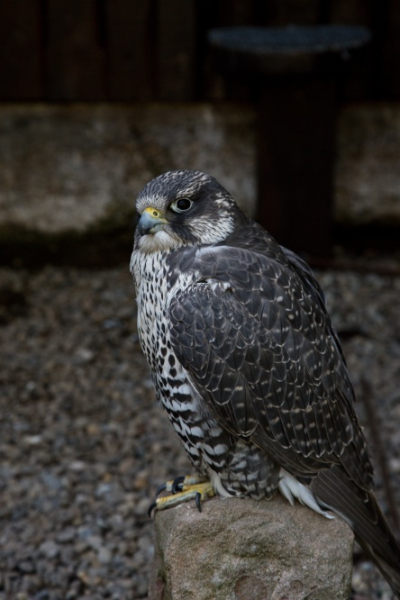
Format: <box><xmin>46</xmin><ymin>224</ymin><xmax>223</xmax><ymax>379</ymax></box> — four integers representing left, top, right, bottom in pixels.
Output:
<box><xmin>0</xmin><ymin>1</ymin><xmax>399</xmax><ymax>599</ymax></box>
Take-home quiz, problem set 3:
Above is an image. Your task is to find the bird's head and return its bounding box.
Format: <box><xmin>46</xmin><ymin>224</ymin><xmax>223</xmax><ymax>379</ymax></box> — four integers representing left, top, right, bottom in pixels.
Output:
<box><xmin>134</xmin><ymin>170</ymin><xmax>241</xmax><ymax>253</ymax></box>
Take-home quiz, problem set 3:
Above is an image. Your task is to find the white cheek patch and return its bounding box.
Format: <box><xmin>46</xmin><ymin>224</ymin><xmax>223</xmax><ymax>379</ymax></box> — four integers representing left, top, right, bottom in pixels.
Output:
<box><xmin>188</xmin><ymin>215</ymin><xmax>235</xmax><ymax>244</ymax></box>
<box><xmin>138</xmin><ymin>229</ymin><xmax>181</xmax><ymax>253</ymax></box>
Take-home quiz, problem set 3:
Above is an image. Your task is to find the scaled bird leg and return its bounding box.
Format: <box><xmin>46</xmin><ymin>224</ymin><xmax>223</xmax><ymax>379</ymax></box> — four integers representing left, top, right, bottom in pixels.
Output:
<box><xmin>148</xmin><ymin>475</ymin><xmax>214</xmax><ymax>517</ymax></box>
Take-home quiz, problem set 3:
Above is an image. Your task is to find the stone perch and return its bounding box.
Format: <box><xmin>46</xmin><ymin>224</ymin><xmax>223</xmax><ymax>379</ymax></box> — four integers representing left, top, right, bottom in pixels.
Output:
<box><xmin>148</xmin><ymin>495</ymin><xmax>354</xmax><ymax>600</ymax></box>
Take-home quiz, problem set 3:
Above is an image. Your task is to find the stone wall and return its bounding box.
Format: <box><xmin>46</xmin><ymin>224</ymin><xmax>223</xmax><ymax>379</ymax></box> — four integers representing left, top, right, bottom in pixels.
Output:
<box><xmin>0</xmin><ymin>102</ymin><xmax>399</xmax><ymax>239</ymax></box>
<box><xmin>335</xmin><ymin>104</ymin><xmax>400</xmax><ymax>224</ymax></box>
<box><xmin>0</xmin><ymin>104</ymin><xmax>255</xmax><ymax>237</ymax></box>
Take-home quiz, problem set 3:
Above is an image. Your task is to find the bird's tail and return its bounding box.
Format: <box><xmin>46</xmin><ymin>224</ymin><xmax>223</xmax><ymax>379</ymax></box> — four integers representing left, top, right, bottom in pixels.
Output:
<box><xmin>312</xmin><ymin>467</ymin><xmax>400</xmax><ymax>597</ymax></box>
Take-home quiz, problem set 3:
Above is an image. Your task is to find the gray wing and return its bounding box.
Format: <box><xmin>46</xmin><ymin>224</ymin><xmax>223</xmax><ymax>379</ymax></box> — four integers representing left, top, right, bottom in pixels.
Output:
<box><xmin>168</xmin><ymin>245</ymin><xmax>400</xmax><ymax>590</ymax></box>
<box><xmin>168</xmin><ymin>245</ymin><xmax>373</xmax><ymax>490</ymax></box>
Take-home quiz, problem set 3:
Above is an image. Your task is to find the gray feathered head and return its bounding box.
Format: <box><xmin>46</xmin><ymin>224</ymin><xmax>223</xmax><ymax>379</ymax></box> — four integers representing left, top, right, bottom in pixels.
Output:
<box><xmin>134</xmin><ymin>170</ymin><xmax>243</xmax><ymax>253</ymax></box>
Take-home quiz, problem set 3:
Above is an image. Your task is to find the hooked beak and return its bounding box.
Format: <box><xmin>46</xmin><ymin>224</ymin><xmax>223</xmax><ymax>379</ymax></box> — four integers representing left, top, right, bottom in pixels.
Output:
<box><xmin>137</xmin><ymin>207</ymin><xmax>167</xmax><ymax>236</ymax></box>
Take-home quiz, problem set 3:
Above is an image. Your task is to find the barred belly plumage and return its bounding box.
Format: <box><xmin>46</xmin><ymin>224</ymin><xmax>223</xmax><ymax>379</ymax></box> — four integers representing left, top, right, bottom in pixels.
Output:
<box><xmin>133</xmin><ymin>248</ymin><xmax>280</xmax><ymax>499</ymax></box>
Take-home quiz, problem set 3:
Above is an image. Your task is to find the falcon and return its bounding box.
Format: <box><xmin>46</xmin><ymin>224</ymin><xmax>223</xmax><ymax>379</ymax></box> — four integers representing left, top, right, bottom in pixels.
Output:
<box><xmin>130</xmin><ymin>169</ymin><xmax>400</xmax><ymax>595</ymax></box>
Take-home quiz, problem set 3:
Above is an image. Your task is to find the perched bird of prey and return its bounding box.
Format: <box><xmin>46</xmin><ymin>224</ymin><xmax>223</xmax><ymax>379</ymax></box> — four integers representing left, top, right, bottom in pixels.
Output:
<box><xmin>130</xmin><ymin>170</ymin><xmax>400</xmax><ymax>595</ymax></box>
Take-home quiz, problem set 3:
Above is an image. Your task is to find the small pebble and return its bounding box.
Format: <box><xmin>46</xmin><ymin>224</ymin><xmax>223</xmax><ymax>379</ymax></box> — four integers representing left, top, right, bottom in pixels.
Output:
<box><xmin>56</xmin><ymin>528</ymin><xmax>76</xmax><ymax>544</ymax></box>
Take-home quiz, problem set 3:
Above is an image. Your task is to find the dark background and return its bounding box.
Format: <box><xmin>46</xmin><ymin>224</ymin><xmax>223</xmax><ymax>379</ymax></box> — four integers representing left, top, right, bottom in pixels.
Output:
<box><xmin>0</xmin><ymin>0</ymin><xmax>399</xmax><ymax>104</ymax></box>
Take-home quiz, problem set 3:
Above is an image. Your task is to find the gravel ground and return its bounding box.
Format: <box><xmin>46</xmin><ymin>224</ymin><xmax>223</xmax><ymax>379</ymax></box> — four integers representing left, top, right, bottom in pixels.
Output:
<box><xmin>0</xmin><ymin>257</ymin><xmax>399</xmax><ymax>600</ymax></box>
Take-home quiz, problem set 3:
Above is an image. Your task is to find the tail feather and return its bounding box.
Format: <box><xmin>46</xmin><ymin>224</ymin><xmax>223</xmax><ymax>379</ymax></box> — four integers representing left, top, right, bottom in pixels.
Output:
<box><xmin>372</xmin><ymin>554</ymin><xmax>400</xmax><ymax>597</ymax></box>
<box><xmin>311</xmin><ymin>466</ymin><xmax>400</xmax><ymax>597</ymax></box>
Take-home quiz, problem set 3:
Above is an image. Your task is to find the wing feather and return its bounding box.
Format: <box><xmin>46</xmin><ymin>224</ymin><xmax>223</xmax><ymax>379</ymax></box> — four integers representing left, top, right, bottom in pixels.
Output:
<box><xmin>168</xmin><ymin>246</ymin><xmax>373</xmax><ymax>490</ymax></box>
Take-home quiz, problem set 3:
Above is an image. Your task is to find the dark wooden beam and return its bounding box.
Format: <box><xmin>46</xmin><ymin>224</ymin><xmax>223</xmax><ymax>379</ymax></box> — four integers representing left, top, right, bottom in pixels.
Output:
<box><xmin>156</xmin><ymin>0</ymin><xmax>196</xmax><ymax>100</ymax></box>
<box><xmin>105</xmin><ymin>0</ymin><xmax>155</xmax><ymax>100</ymax></box>
<box><xmin>0</xmin><ymin>0</ymin><xmax>44</xmax><ymax>100</ymax></box>
<box><xmin>45</xmin><ymin>0</ymin><xmax>106</xmax><ymax>100</ymax></box>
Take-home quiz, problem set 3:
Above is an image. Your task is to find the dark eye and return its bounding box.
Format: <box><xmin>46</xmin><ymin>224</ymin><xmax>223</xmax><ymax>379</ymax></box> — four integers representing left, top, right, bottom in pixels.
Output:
<box><xmin>171</xmin><ymin>198</ymin><xmax>193</xmax><ymax>213</ymax></box>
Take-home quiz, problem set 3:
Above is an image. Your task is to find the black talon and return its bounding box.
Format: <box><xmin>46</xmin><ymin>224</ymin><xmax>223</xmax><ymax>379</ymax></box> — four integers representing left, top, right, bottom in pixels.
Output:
<box><xmin>147</xmin><ymin>500</ymin><xmax>157</xmax><ymax>518</ymax></box>
<box><xmin>195</xmin><ymin>492</ymin><xmax>202</xmax><ymax>513</ymax></box>
<box><xmin>172</xmin><ymin>476</ymin><xmax>185</xmax><ymax>494</ymax></box>
<box><xmin>156</xmin><ymin>483</ymin><xmax>167</xmax><ymax>497</ymax></box>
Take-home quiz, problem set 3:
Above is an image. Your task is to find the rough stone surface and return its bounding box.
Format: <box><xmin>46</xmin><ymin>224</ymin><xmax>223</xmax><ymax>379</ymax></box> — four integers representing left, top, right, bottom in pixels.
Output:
<box><xmin>0</xmin><ymin>103</ymin><xmax>255</xmax><ymax>234</ymax></box>
<box><xmin>149</xmin><ymin>495</ymin><xmax>354</xmax><ymax>600</ymax></box>
<box><xmin>335</xmin><ymin>103</ymin><xmax>400</xmax><ymax>224</ymax></box>
<box><xmin>1</xmin><ymin>102</ymin><xmax>400</xmax><ymax>240</ymax></box>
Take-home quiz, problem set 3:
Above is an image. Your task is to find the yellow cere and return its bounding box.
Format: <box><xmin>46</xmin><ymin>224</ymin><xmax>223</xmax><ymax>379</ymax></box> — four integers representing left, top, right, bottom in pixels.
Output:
<box><xmin>143</xmin><ymin>207</ymin><xmax>164</xmax><ymax>219</ymax></box>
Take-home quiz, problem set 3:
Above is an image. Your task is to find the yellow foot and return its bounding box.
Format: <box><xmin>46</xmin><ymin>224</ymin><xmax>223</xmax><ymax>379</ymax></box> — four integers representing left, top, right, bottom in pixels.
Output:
<box><xmin>148</xmin><ymin>475</ymin><xmax>215</xmax><ymax>517</ymax></box>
